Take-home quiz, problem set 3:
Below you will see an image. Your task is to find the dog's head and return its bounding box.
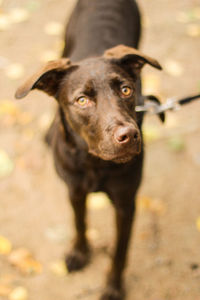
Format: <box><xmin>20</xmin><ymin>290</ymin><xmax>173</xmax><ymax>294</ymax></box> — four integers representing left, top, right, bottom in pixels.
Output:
<box><xmin>16</xmin><ymin>45</ymin><xmax>161</xmax><ymax>163</ymax></box>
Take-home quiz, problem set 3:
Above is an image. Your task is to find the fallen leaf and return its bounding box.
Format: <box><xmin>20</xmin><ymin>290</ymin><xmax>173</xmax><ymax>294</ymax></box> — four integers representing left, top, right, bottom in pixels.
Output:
<box><xmin>0</xmin><ymin>284</ymin><xmax>11</xmax><ymax>297</ymax></box>
<box><xmin>0</xmin><ymin>150</ymin><xmax>14</xmax><ymax>179</ymax></box>
<box><xmin>45</xmin><ymin>224</ymin><xmax>69</xmax><ymax>242</ymax></box>
<box><xmin>22</xmin><ymin>128</ymin><xmax>35</xmax><ymax>140</ymax></box>
<box><xmin>5</xmin><ymin>63</ymin><xmax>25</xmax><ymax>80</ymax></box>
<box><xmin>9</xmin><ymin>248</ymin><xmax>42</xmax><ymax>274</ymax></box>
<box><xmin>176</xmin><ymin>11</ymin><xmax>190</xmax><ymax>23</ymax></box>
<box><xmin>17</xmin><ymin>112</ymin><xmax>33</xmax><ymax>125</ymax></box>
<box><xmin>87</xmin><ymin>192</ymin><xmax>110</xmax><ymax>210</ymax></box>
<box><xmin>196</xmin><ymin>217</ymin><xmax>200</xmax><ymax>232</ymax></box>
<box><xmin>137</xmin><ymin>196</ymin><xmax>166</xmax><ymax>215</ymax></box>
<box><xmin>177</xmin><ymin>7</ymin><xmax>200</xmax><ymax>23</ymax></box>
<box><xmin>167</xmin><ymin>136</ymin><xmax>185</xmax><ymax>152</ymax></box>
<box><xmin>164</xmin><ymin>60</ymin><xmax>183</xmax><ymax>77</ymax></box>
<box><xmin>186</xmin><ymin>24</ymin><xmax>200</xmax><ymax>37</ymax></box>
<box><xmin>44</xmin><ymin>21</ymin><xmax>64</xmax><ymax>36</ymax></box>
<box><xmin>142</xmin><ymin>125</ymin><xmax>160</xmax><ymax>143</ymax></box>
<box><xmin>9</xmin><ymin>287</ymin><xmax>28</xmax><ymax>300</ymax></box>
<box><xmin>193</xmin><ymin>7</ymin><xmax>200</xmax><ymax>19</ymax></box>
<box><xmin>0</xmin><ymin>100</ymin><xmax>19</xmax><ymax>116</ymax></box>
<box><xmin>49</xmin><ymin>260</ymin><xmax>68</xmax><ymax>276</ymax></box>
<box><xmin>0</xmin><ymin>14</ymin><xmax>11</xmax><ymax>31</ymax></box>
<box><xmin>26</xmin><ymin>0</ymin><xmax>41</xmax><ymax>12</ymax></box>
<box><xmin>0</xmin><ymin>236</ymin><xmax>12</xmax><ymax>254</ymax></box>
<box><xmin>9</xmin><ymin>8</ymin><xmax>30</xmax><ymax>24</ymax></box>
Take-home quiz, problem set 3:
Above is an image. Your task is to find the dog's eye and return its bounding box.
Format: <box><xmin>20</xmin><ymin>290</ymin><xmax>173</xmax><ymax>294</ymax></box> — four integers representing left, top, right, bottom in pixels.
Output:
<box><xmin>77</xmin><ymin>96</ymin><xmax>89</xmax><ymax>106</ymax></box>
<box><xmin>121</xmin><ymin>86</ymin><xmax>132</xmax><ymax>97</ymax></box>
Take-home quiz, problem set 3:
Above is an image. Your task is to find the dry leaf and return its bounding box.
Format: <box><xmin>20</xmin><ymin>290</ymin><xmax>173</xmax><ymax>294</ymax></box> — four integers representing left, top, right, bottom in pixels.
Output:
<box><xmin>0</xmin><ymin>100</ymin><xmax>19</xmax><ymax>116</ymax></box>
<box><xmin>87</xmin><ymin>192</ymin><xmax>110</xmax><ymax>209</ymax></box>
<box><xmin>17</xmin><ymin>112</ymin><xmax>33</xmax><ymax>126</ymax></box>
<box><xmin>44</xmin><ymin>21</ymin><xmax>63</xmax><ymax>36</ymax></box>
<box><xmin>5</xmin><ymin>63</ymin><xmax>25</xmax><ymax>80</ymax></box>
<box><xmin>0</xmin><ymin>236</ymin><xmax>12</xmax><ymax>254</ymax></box>
<box><xmin>167</xmin><ymin>136</ymin><xmax>185</xmax><ymax>152</ymax></box>
<box><xmin>164</xmin><ymin>60</ymin><xmax>183</xmax><ymax>77</ymax></box>
<box><xmin>142</xmin><ymin>125</ymin><xmax>160</xmax><ymax>143</ymax></box>
<box><xmin>196</xmin><ymin>217</ymin><xmax>200</xmax><ymax>232</ymax></box>
<box><xmin>49</xmin><ymin>260</ymin><xmax>68</xmax><ymax>276</ymax></box>
<box><xmin>0</xmin><ymin>14</ymin><xmax>11</xmax><ymax>31</ymax></box>
<box><xmin>26</xmin><ymin>0</ymin><xmax>41</xmax><ymax>12</ymax></box>
<box><xmin>9</xmin><ymin>248</ymin><xmax>42</xmax><ymax>274</ymax></box>
<box><xmin>186</xmin><ymin>24</ymin><xmax>200</xmax><ymax>37</ymax></box>
<box><xmin>0</xmin><ymin>150</ymin><xmax>14</xmax><ymax>179</ymax></box>
<box><xmin>176</xmin><ymin>8</ymin><xmax>200</xmax><ymax>23</ymax></box>
<box><xmin>176</xmin><ymin>12</ymin><xmax>190</xmax><ymax>23</ymax></box>
<box><xmin>9</xmin><ymin>8</ymin><xmax>30</xmax><ymax>24</ymax></box>
<box><xmin>45</xmin><ymin>224</ymin><xmax>68</xmax><ymax>242</ymax></box>
<box><xmin>0</xmin><ymin>284</ymin><xmax>11</xmax><ymax>297</ymax></box>
<box><xmin>9</xmin><ymin>287</ymin><xmax>28</xmax><ymax>300</ymax></box>
<box><xmin>138</xmin><ymin>196</ymin><xmax>166</xmax><ymax>215</ymax></box>
<box><xmin>22</xmin><ymin>128</ymin><xmax>35</xmax><ymax>140</ymax></box>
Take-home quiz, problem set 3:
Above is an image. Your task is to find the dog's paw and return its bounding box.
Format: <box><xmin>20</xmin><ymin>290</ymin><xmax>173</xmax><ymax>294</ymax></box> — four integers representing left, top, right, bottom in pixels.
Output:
<box><xmin>100</xmin><ymin>286</ymin><xmax>124</xmax><ymax>300</ymax></box>
<box><xmin>65</xmin><ymin>249</ymin><xmax>90</xmax><ymax>272</ymax></box>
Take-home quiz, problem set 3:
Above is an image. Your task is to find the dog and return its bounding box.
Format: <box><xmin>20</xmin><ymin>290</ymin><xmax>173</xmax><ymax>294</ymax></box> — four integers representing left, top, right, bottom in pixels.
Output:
<box><xmin>15</xmin><ymin>0</ymin><xmax>162</xmax><ymax>299</ymax></box>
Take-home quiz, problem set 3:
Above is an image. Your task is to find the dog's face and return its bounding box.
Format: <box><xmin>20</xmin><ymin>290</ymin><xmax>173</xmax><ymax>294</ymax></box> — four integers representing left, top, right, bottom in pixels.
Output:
<box><xmin>59</xmin><ymin>57</ymin><xmax>141</xmax><ymax>163</ymax></box>
<box><xmin>16</xmin><ymin>45</ymin><xmax>161</xmax><ymax>163</ymax></box>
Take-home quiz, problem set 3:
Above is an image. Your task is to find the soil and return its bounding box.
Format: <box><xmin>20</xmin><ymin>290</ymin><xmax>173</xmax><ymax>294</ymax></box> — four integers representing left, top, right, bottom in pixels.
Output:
<box><xmin>0</xmin><ymin>0</ymin><xmax>200</xmax><ymax>299</ymax></box>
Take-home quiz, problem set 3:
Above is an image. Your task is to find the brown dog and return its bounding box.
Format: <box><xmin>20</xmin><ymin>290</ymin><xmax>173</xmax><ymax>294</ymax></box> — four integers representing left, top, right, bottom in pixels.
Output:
<box><xmin>16</xmin><ymin>1</ymin><xmax>161</xmax><ymax>299</ymax></box>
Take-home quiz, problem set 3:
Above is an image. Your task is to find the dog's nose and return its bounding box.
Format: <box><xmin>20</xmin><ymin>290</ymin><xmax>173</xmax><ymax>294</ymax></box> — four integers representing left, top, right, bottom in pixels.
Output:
<box><xmin>114</xmin><ymin>126</ymin><xmax>139</xmax><ymax>145</ymax></box>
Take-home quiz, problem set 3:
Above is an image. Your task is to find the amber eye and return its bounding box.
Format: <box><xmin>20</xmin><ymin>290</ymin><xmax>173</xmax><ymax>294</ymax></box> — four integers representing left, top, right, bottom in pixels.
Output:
<box><xmin>77</xmin><ymin>96</ymin><xmax>88</xmax><ymax>106</ymax></box>
<box><xmin>121</xmin><ymin>86</ymin><xmax>132</xmax><ymax>96</ymax></box>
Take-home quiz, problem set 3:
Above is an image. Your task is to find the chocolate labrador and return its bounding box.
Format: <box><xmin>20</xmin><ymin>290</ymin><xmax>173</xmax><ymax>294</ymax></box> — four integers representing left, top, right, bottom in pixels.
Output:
<box><xmin>16</xmin><ymin>0</ymin><xmax>162</xmax><ymax>299</ymax></box>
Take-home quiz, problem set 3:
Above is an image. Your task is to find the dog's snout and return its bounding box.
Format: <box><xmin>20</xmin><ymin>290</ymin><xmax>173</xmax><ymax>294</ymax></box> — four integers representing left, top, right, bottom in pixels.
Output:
<box><xmin>114</xmin><ymin>126</ymin><xmax>139</xmax><ymax>145</ymax></box>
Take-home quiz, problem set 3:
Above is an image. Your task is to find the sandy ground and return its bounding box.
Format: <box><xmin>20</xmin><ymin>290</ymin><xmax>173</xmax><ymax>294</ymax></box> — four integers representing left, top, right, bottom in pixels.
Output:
<box><xmin>0</xmin><ymin>0</ymin><xmax>200</xmax><ymax>299</ymax></box>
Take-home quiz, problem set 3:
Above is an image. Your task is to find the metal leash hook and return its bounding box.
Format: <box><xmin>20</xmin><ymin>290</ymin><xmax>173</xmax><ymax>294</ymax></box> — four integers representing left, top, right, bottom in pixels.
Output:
<box><xmin>136</xmin><ymin>93</ymin><xmax>200</xmax><ymax>122</ymax></box>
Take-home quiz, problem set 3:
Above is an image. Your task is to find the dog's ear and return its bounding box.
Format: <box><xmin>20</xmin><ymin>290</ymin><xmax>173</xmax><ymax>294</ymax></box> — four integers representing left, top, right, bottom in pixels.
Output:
<box><xmin>104</xmin><ymin>44</ymin><xmax>162</xmax><ymax>76</ymax></box>
<box><xmin>15</xmin><ymin>58</ymin><xmax>76</xmax><ymax>99</ymax></box>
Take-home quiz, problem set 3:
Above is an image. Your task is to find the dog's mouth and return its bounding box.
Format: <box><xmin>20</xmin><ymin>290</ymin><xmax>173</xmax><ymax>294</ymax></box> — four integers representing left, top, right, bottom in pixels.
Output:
<box><xmin>89</xmin><ymin>144</ymin><xmax>141</xmax><ymax>164</ymax></box>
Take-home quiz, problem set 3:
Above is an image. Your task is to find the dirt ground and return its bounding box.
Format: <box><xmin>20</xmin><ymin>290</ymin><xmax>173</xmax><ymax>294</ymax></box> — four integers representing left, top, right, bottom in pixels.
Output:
<box><xmin>0</xmin><ymin>0</ymin><xmax>200</xmax><ymax>299</ymax></box>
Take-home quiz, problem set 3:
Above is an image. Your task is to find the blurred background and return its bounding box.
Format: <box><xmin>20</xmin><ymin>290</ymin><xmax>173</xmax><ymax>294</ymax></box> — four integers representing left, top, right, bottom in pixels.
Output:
<box><xmin>0</xmin><ymin>0</ymin><xmax>200</xmax><ymax>299</ymax></box>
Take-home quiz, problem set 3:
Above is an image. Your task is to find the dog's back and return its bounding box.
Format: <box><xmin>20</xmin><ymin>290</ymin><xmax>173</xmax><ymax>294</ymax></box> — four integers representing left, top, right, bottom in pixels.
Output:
<box><xmin>63</xmin><ymin>0</ymin><xmax>141</xmax><ymax>61</ymax></box>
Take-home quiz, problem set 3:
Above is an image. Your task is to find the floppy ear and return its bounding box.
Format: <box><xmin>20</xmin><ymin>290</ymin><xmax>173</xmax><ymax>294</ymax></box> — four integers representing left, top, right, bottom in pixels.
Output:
<box><xmin>15</xmin><ymin>58</ymin><xmax>75</xmax><ymax>99</ymax></box>
<box><xmin>104</xmin><ymin>44</ymin><xmax>162</xmax><ymax>76</ymax></box>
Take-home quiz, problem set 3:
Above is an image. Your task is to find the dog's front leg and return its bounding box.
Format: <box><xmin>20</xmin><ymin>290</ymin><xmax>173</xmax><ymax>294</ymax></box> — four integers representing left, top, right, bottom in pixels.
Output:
<box><xmin>101</xmin><ymin>197</ymin><xmax>136</xmax><ymax>300</ymax></box>
<box><xmin>65</xmin><ymin>188</ymin><xmax>90</xmax><ymax>272</ymax></box>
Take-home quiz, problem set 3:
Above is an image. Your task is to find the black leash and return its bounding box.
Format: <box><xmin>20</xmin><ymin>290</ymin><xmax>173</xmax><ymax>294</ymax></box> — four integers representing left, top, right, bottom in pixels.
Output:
<box><xmin>136</xmin><ymin>93</ymin><xmax>200</xmax><ymax>122</ymax></box>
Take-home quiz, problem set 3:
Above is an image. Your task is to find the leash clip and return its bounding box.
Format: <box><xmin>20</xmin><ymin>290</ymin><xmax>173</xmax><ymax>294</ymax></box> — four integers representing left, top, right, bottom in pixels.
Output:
<box><xmin>156</xmin><ymin>97</ymin><xmax>181</xmax><ymax>113</ymax></box>
<box><xmin>135</xmin><ymin>96</ymin><xmax>181</xmax><ymax>114</ymax></box>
